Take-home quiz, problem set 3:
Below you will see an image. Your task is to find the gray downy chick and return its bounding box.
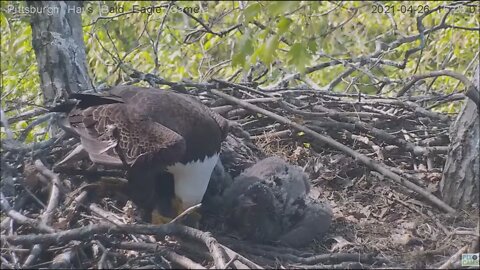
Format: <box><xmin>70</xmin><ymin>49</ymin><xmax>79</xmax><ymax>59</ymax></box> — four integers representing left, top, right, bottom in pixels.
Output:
<box><xmin>277</xmin><ymin>197</ymin><xmax>333</xmax><ymax>247</ymax></box>
<box><xmin>222</xmin><ymin>175</ymin><xmax>282</xmax><ymax>243</ymax></box>
<box><xmin>221</xmin><ymin>156</ymin><xmax>333</xmax><ymax>247</ymax></box>
<box><xmin>203</xmin><ymin>159</ymin><xmax>233</xmax><ymax>214</ymax></box>
<box><xmin>240</xmin><ymin>156</ymin><xmax>312</xmax><ymax>231</ymax></box>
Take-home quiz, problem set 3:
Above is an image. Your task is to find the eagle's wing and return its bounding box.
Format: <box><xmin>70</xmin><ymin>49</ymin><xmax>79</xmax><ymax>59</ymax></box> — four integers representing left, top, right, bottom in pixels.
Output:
<box><xmin>67</xmin><ymin>103</ymin><xmax>186</xmax><ymax>168</ymax></box>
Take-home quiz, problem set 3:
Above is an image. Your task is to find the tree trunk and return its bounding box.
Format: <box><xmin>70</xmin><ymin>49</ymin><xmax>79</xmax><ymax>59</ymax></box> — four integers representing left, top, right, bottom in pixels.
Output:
<box><xmin>440</xmin><ymin>64</ymin><xmax>480</xmax><ymax>209</ymax></box>
<box><xmin>29</xmin><ymin>1</ymin><xmax>92</xmax><ymax>105</ymax></box>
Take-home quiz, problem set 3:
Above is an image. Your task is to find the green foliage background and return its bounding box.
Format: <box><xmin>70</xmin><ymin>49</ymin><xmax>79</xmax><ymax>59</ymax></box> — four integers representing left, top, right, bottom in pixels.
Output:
<box><xmin>1</xmin><ymin>1</ymin><xmax>479</xmax><ymax>142</ymax></box>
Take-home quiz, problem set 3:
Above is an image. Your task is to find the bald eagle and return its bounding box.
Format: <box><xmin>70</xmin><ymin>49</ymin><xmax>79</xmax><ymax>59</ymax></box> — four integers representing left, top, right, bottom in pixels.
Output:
<box><xmin>54</xmin><ymin>85</ymin><xmax>229</xmax><ymax>224</ymax></box>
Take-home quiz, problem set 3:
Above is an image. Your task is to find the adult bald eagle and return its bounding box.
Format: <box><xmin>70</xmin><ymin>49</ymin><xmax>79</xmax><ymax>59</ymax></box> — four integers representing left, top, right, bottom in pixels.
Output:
<box><xmin>54</xmin><ymin>85</ymin><xmax>229</xmax><ymax>223</ymax></box>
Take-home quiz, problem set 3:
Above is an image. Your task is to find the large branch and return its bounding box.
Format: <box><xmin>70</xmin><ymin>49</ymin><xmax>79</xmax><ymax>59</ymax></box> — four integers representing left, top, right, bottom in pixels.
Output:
<box><xmin>397</xmin><ymin>70</ymin><xmax>480</xmax><ymax>106</ymax></box>
<box><xmin>29</xmin><ymin>1</ymin><xmax>93</xmax><ymax>104</ymax></box>
<box><xmin>2</xmin><ymin>222</ymin><xmax>227</xmax><ymax>269</ymax></box>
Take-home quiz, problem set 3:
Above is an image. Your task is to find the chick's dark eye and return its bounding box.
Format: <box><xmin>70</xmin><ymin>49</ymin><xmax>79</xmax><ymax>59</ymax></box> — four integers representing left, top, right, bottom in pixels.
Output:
<box><xmin>274</xmin><ymin>177</ymin><xmax>282</xmax><ymax>186</ymax></box>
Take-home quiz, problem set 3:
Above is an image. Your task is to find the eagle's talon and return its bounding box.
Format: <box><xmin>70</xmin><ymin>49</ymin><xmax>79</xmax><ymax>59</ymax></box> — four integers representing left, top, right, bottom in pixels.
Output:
<box><xmin>171</xmin><ymin>197</ymin><xmax>202</xmax><ymax>227</ymax></box>
<box><xmin>151</xmin><ymin>210</ymin><xmax>172</xmax><ymax>225</ymax></box>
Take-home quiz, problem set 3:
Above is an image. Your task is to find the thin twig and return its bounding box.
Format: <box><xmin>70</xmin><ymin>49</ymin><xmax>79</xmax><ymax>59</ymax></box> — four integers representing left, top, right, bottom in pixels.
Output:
<box><xmin>169</xmin><ymin>203</ymin><xmax>201</xmax><ymax>224</ymax></box>
<box><xmin>23</xmin><ymin>160</ymin><xmax>63</xmax><ymax>267</ymax></box>
<box><xmin>0</xmin><ymin>192</ymin><xmax>55</xmax><ymax>233</ymax></box>
<box><xmin>113</xmin><ymin>241</ymin><xmax>206</xmax><ymax>269</ymax></box>
<box><xmin>439</xmin><ymin>245</ymin><xmax>469</xmax><ymax>269</ymax></box>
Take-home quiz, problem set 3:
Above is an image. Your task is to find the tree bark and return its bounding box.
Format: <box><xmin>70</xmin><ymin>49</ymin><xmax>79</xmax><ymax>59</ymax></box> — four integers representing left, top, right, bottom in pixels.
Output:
<box><xmin>440</xmin><ymin>64</ymin><xmax>480</xmax><ymax>209</ymax></box>
<box><xmin>29</xmin><ymin>1</ymin><xmax>92</xmax><ymax>105</ymax></box>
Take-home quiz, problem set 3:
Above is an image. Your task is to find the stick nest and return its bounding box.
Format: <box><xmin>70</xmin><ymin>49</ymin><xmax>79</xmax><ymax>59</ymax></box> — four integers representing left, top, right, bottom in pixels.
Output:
<box><xmin>1</xmin><ymin>85</ymin><xmax>478</xmax><ymax>269</ymax></box>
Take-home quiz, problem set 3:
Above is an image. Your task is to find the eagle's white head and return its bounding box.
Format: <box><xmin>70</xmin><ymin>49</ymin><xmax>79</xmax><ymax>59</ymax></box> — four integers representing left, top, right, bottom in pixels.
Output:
<box><xmin>166</xmin><ymin>153</ymin><xmax>220</xmax><ymax>210</ymax></box>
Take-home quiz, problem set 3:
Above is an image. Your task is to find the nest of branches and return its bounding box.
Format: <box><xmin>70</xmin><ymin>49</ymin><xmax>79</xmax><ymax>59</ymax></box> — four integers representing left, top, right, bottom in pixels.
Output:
<box><xmin>1</xmin><ymin>80</ymin><xmax>479</xmax><ymax>269</ymax></box>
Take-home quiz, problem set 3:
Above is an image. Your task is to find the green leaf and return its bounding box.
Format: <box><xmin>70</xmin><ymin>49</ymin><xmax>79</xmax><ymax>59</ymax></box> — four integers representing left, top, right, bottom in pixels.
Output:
<box><xmin>0</xmin><ymin>12</ymin><xmax>10</xmax><ymax>35</ymax></box>
<box><xmin>448</xmin><ymin>103</ymin><xmax>456</xmax><ymax>114</ymax></box>
<box><xmin>232</xmin><ymin>52</ymin><xmax>246</xmax><ymax>67</ymax></box>
<box><xmin>307</xmin><ymin>39</ymin><xmax>318</xmax><ymax>54</ymax></box>
<box><xmin>287</xmin><ymin>43</ymin><xmax>310</xmax><ymax>72</ymax></box>
<box><xmin>277</xmin><ymin>17</ymin><xmax>292</xmax><ymax>35</ymax></box>
<box><xmin>15</xmin><ymin>120</ymin><xmax>28</xmax><ymax>130</ymax></box>
<box><xmin>204</xmin><ymin>36</ymin><xmax>219</xmax><ymax>50</ymax></box>
<box><xmin>310</xmin><ymin>1</ymin><xmax>321</xmax><ymax>11</ymax></box>
<box><xmin>243</xmin><ymin>3</ymin><xmax>261</xmax><ymax>23</ymax></box>
<box><xmin>258</xmin><ymin>29</ymin><xmax>270</xmax><ymax>40</ymax></box>
<box><xmin>268</xmin><ymin>1</ymin><xmax>297</xmax><ymax>17</ymax></box>
<box><xmin>250</xmin><ymin>44</ymin><xmax>265</xmax><ymax>64</ymax></box>
<box><xmin>262</xmin><ymin>34</ymin><xmax>280</xmax><ymax>65</ymax></box>
<box><xmin>238</xmin><ymin>35</ymin><xmax>254</xmax><ymax>56</ymax></box>
<box><xmin>232</xmin><ymin>34</ymin><xmax>254</xmax><ymax>67</ymax></box>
